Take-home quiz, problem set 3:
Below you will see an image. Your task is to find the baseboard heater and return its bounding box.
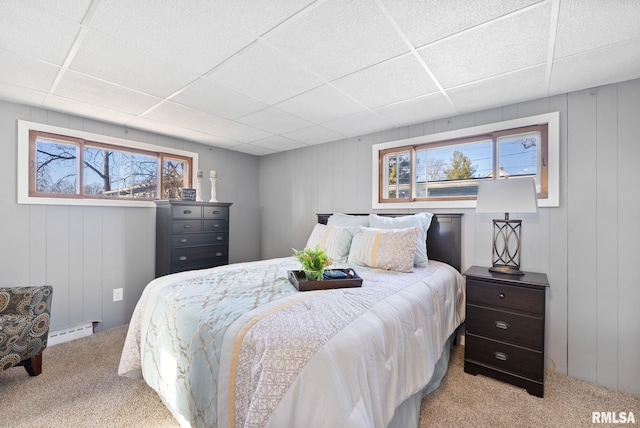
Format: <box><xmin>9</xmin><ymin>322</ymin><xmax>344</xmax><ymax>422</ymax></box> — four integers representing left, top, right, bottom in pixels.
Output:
<box><xmin>48</xmin><ymin>322</ymin><xmax>94</xmax><ymax>346</ymax></box>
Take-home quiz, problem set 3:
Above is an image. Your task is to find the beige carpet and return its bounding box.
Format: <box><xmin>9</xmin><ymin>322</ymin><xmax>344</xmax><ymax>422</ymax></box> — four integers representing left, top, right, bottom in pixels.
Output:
<box><xmin>1</xmin><ymin>325</ymin><xmax>637</xmax><ymax>428</ymax></box>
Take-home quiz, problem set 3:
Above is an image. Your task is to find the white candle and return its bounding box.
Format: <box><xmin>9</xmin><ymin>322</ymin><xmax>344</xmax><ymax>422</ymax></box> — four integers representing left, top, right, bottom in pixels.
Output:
<box><xmin>210</xmin><ymin>170</ymin><xmax>217</xmax><ymax>179</ymax></box>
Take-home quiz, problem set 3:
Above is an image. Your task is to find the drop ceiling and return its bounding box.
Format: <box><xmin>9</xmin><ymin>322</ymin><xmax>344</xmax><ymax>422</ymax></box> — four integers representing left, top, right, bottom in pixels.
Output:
<box><xmin>1</xmin><ymin>0</ymin><xmax>639</xmax><ymax>156</ymax></box>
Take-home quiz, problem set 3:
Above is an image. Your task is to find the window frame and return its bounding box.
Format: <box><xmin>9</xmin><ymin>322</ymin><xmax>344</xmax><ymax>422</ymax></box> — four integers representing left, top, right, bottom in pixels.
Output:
<box><xmin>18</xmin><ymin>120</ymin><xmax>199</xmax><ymax>207</ymax></box>
<box><xmin>372</xmin><ymin>112</ymin><xmax>560</xmax><ymax>209</ymax></box>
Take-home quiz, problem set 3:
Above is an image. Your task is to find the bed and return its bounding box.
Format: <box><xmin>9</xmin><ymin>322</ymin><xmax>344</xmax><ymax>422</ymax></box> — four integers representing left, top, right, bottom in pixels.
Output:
<box><xmin>119</xmin><ymin>212</ymin><xmax>465</xmax><ymax>428</ymax></box>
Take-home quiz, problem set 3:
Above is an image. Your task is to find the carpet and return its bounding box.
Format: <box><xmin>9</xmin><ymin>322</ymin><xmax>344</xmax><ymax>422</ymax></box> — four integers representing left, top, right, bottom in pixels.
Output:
<box><xmin>0</xmin><ymin>325</ymin><xmax>637</xmax><ymax>427</ymax></box>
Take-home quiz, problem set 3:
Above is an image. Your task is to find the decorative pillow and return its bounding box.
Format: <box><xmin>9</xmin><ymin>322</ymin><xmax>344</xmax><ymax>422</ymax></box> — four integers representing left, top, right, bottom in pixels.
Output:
<box><xmin>369</xmin><ymin>212</ymin><xmax>433</xmax><ymax>268</ymax></box>
<box><xmin>348</xmin><ymin>226</ymin><xmax>420</xmax><ymax>272</ymax></box>
<box><xmin>305</xmin><ymin>223</ymin><xmax>353</xmax><ymax>263</ymax></box>
<box><xmin>327</xmin><ymin>213</ymin><xmax>369</xmax><ymax>227</ymax></box>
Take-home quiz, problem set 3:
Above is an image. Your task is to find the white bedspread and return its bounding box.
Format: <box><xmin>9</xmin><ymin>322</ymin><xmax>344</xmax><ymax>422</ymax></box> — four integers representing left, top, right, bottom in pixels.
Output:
<box><xmin>119</xmin><ymin>258</ymin><xmax>465</xmax><ymax>428</ymax></box>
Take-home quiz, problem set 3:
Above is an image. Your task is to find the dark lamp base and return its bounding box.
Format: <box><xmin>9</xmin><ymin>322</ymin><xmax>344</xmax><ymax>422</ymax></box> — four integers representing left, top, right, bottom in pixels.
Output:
<box><xmin>489</xmin><ymin>265</ymin><xmax>525</xmax><ymax>276</ymax></box>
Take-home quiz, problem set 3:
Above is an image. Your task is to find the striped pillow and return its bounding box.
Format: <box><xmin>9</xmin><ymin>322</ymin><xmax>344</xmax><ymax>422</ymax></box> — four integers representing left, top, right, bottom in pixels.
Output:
<box><xmin>348</xmin><ymin>226</ymin><xmax>420</xmax><ymax>272</ymax></box>
<box><xmin>305</xmin><ymin>224</ymin><xmax>353</xmax><ymax>263</ymax></box>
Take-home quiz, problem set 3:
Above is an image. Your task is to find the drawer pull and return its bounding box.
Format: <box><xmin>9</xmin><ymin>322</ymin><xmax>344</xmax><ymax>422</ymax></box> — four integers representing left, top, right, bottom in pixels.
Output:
<box><xmin>212</xmin><ymin>210</ymin><xmax>220</xmax><ymax>214</ymax></box>
<box><xmin>216</xmin><ymin>252</ymin><xmax>223</xmax><ymax>257</ymax></box>
<box><xmin>216</xmin><ymin>236</ymin><xmax>223</xmax><ymax>241</ymax></box>
<box><xmin>499</xmin><ymin>293</ymin><xmax>505</xmax><ymax>299</ymax></box>
<box><xmin>183</xmin><ymin>210</ymin><xmax>192</xmax><ymax>214</ymax></box>
<box><xmin>213</xmin><ymin>224</ymin><xmax>220</xmax><ymax>228</ymax></box>
<box><xmin>495</xmin><ymin>321</ymin><xmax>509</xmax><ymax>330</ymax></box>
<box><xmin>183</xmin><ymin>224</ymin><xmax>192</xmax><ymax>229</ymax></box>
<box><xmin>179</xmin><ymin>238</ymin><xmax>188</xmax><ymax>243</ymax></box>
<box><xmin>494</xmin><ymin>352</ymin><xmax>508</xmax><ymax>361</ymax></box>
<box><xmin>178</xmin><ymin>256</ymin><xmax>188</xmax><ymax>261</ymax></box>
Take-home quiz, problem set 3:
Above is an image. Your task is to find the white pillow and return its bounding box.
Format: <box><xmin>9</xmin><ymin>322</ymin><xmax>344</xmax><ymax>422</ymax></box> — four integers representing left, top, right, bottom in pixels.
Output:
<box><xmin>305</xmin><ymin>224</ymin><xmax>353</xmax><ymax>263</ymax></box>
<box><xmin>369</xmin><ymin>212</ymin><xmax>433</xmax><ymax>267</ymax></box>
<box><xmin>327</xmin><ymin>213</ymin><xmax>369</xmax><ymax>227</ymax></box>
<box><xmin>348</xmin><ymin>226</ymin><xmax>420</xmax><ymax>273</ymax></box>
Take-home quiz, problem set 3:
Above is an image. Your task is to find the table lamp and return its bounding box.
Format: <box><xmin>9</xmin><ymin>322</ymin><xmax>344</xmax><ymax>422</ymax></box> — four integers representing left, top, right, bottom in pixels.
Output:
<box><xmin>476</xmin><ymin>177</ymin><xmax>538</xmax><ymax>275</ymax></box>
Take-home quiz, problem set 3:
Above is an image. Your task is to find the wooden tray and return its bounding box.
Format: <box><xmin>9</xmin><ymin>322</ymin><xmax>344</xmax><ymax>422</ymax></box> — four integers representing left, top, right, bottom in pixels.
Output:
<box><xmin>288</xmin><ymin>268</ymin><xmax>363</xmax><ymax>291</ymax></box>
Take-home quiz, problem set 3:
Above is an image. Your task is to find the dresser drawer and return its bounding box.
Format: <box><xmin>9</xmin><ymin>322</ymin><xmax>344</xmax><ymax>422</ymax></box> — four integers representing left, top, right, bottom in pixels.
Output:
<box><xmin>203</xmin><ymin>219</ymin><xmax>228</xmax><ymax>232</ymax></box>
<box><xmin>465</xmin><ymin>334</ymin><xmax>543</xmax><ymax>382</ymax></box>
<box><xmin>172</xmin><ymin>219</ymin><xmax>203</xmax><ymax>233</ymax></box>
<box><xmin>467</xmin><ymin>279</ymin><xmax>544</xmax><ymax>314</ymax></box>
<box><xmin>171</xmin><ymin>205</ymin><xmax>202</xmax><ymax>219</ymax></box>
<box><xmin>466</xmin><ymin>304</ymin><xmax>544</xmax><ymax>349</ymax></box>
<box><xmin>203</xmin><ymin>205</ymin><xmax>229</xmax><ymax>219</ymax></box>
<box><xmin>171</xmin><ymin>246</ymin><xmax>228</xmax><ymax>267</ymax></box>
<box><xmin>171</xmin><ymin>232</ymin><xmax>227</xmax><ymax>248</ymax></box>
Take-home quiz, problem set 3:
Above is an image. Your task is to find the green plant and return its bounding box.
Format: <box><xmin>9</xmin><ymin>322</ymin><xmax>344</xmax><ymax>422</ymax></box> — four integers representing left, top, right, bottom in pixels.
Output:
<box><xmin>292</xmin><ymin>247</ymin><xmax>332</xmax><ymax>280</ymax></box>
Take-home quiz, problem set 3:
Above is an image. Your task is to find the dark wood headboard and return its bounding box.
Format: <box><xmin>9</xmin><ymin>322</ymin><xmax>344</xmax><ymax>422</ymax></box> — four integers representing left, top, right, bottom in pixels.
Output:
<box><xmin>316</xmin><ymin>213</ymin><xmax>463</xmax><ymax>272</ymax></box>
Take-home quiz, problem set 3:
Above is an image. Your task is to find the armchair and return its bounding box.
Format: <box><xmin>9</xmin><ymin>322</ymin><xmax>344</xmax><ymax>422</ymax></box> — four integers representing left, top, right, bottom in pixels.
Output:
<box><xmin>0</xmin><ymin>286</ymin><xmax>53</xmax><ymax>376</ymax></box>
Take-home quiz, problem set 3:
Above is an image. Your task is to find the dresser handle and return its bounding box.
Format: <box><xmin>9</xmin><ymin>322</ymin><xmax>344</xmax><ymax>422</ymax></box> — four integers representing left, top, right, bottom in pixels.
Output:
<box><xmin>179</xmin><ymin>238</ymin><xmax>187</xmax><ymax>243</ymax></box>
<box><xmin>183</xmin><ymin>210</ymin><xmax>192</xmax><ymax>214</ymax></box>
<box><xmin>178</xmin><ymin>256</ymin><xmax>187</xmax><ymax>261</ymax></box>
<box><xmin>499</xmin><ymin>293</ymin><xmax>505</xmax><ymax>299</ymax></box>
<box><xmin>216</xmin><ymin>252</ymin><xmax>223</xmax><ymax>257</ymax></box>
<box><xmin>183</xmin><ymin>224</ymin><xmax>192</xmax><ymax>229</ymax></box>
<box><xmin>212</xmin><ymin>210</ymin><xmax>220</xmax><ymax>214</ymax></box>
<box><xmin>495</xmin><ymin>321</ymin><xmax>509</xmax><ymax>330</ymax></box>
<box><xmin>213</xmin><ymin>224</ymin><xmax>220</xmax><ymax>228</ymax></box>
<box><xmin>216</xmin><ymin>236</ymin><xmax>223</xmax><ymax>241</ymax></box>
<box><xmin>494</xmin><ymin>352</ymin><xmax>508</xmax><ymax>361</ymax></box>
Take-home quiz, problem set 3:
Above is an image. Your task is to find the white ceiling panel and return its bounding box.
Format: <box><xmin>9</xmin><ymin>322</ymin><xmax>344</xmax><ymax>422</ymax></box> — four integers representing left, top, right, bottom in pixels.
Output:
<box><xmin>332</xmin><ymin>53</ymin><xmax>440</xmax><ymax>109</ymax></box>
<box><xmin>70</xmin><ymin>31</ymin><xmax>198</xmax><ymax>98</ymax></box>
<box><xmin>283</xmin><ymin>126</ymin><xmax>346</xmax><ymax>146</ymax></box>
<box><xmin>554</xmin><ymin>0</ymin><xmax>640</xmax><ymax>59</ymax></box>
<box><xmin>237</xmin><ymin>107</ymin><xmax>314</xmax><ymax>135</ymax></box>
<box><xmin>54</xmin><ymin>71</ymin><xmax>161</xmax><ymax>115</ymax></box>
<box><xmin>419</xmin><ymin>2</ymin><xmax>551</xmax><ymax>89</ymax></box>
<box><xmin>2</xmin><ymin>1</ymin><xmax>640</xmax><ymax>155</ymax></box>
<box><xmin>0</xmin><ymin>0</ymin><xmax>81</xmax><ymax>65</ymax></box>
<box><xmin>206</xmin><ymin>41</ymin><xmax>325</xmax><ymax>105</ymax></box>
<box><xmin>171</xmin><ymin>79</ymin><xmax>267</xmax><ymax>120</ymax></box>
<box><xmin>265</xmin><ymin>0</ymin><xmax>409</xmax><ymax>81</ymax></box>
<box><xmin>275</xmin><ymin>84</ymin><xmax>366</xmax><ymax>124</ymax></box>
<box><xmin>381</xmin><ymin>0</ymin><xmax>541</xmax><ymax>48</ymax></box>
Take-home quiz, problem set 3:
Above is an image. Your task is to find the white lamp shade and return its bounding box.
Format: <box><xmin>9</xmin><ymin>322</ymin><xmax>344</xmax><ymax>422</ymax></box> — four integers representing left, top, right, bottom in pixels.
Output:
<box><xmin>476</xmin><ymin>178</ymin><xmax>538</xmax><ymax>214</ymax></box>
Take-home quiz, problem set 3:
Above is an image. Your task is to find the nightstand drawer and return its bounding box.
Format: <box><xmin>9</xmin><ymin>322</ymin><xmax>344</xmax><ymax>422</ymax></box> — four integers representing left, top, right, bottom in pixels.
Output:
<box><xmin>171</xmin><ymin>205</ymin><xmax>202</xmax><ymax>219</ymax></box>
<box><xmin>172</xmin><ymin>233</ymin><xmax>227</xmax><ymax>248</ymax></box>
<box><xmin>467</xmin><ymin>279</ymin><xmax>544</xmax><ymax>314</ymax></box>
<box><xmin>466</xmin><ymin>304</ymin><xmax>544</xmax><ymax>349</ymax></box>
<box><xmin>172</xmin><ymin>219</ymin><xmax>203</xmax><ymax>233</ymax></box>
<box><xmin>203</xmin><ymin>219</ymin><xmax>228</xmax><ymax>232</ymax></box>
<box><xmin>171</xmin><ymin>246</ymin><xmax>228</xmax><ymax>267</ymax></box>
<box><xmin>465</xmin><ymin>334</ymin><xmax>543</xmax><ymax>382</ymax></box>
<box><xmin>203</xmin><ymin>206</ymin><xmax>229</xmax><ymax>219</ymax></box>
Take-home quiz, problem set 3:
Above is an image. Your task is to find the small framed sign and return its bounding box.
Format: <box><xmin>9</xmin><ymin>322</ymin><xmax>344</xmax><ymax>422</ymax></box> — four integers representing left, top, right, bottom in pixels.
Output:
<box><xmin>182</xmin><ymin>188</ymin><xmax>196</xmax><ymax>201</ymax></box>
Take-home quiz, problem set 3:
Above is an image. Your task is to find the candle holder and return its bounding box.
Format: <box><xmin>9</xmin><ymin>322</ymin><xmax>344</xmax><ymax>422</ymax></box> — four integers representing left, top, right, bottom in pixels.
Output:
<box><xmin>209</xmin><ymin>170</ymin><xmax>217</xmax><ymax>202</ymax></box>
<box><xmin>196</xmin><ymin>171</ymin><xmax>203</xmax><ymax>202</ymax></box>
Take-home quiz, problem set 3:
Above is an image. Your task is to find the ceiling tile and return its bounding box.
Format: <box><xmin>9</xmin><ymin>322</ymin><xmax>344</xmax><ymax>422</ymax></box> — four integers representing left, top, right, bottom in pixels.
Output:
<box><xmin>89</xmin><ymin>0</ymin><xmax>315</xmax><ymax>75</ymax></box>
<box><xmin>381</xmin><ymin>0</ymin><xmax>540</xmax><ymax>48</ymax></box>
<box><xmin>237</xmin><ymin>107</ymin><xmax>313</xmax><ymax>135</ymax></box>
<box><xmin>143</xmin><ymin>101</ymin><xmax>232</xmax><ymax>136</ymax></box>
<box><xmin>550</xmin><ymin>39</ymin><xmax>640</xmax><ymax>95</ymax></box>
<box><xmin>24</xmin><ymin>0</ymin><xmax>93</xmax><ymax>22</ymax></box>
<box><xmin>447</xmin><ymin>65</ymin><xmax>547</xmax><ymax>114</ymax></box>
<box><xmin>265</xmin><ymin>0</ymin><xmax>409</xmax><ymax>81</ymax></box>
<box><xmin>372</xmin><ymin>92</ymin><xmax>456</xmax><ymax>128</ymax></box>
<box><xmin>332</xmin><ymin>53</ymin><xmax>440</xmax><ymax>109</ymax></box>
<box><xmin>252</xmin><ymin>135</ymin><xmax>307</xmax><ymax>152</ymax></box>
<box><xmin>283</xmin><ymin>126</ymin><xmax>346</xmax><ymax>146</ymax></box>
<box><xmin>0</xmin><ymin>82</ymin><xmax>47</xmax><ymax>106</ymax></box>
<box><xmin>54</xmin><ymin>71</ymin><xmax>161</xmax><ymax>115</ymax></box>
<box><xmin>171</xmin><ymin>79</ymin><xmax>267</xmax><ymax>120</ymax></box>
<box><xmin>43</xmin><ymin>94</ymin><xmax>136</xmax><ymax>124</ymax></box>
<box><xmin>0</xmin><ymin>0</ymin><xmax>81</xmax><ymax>65</ymax></box>
<box><xmin>0</xmin><ymin>48</ymin><xmax>59</xmax><ymax>92</ymax></box>
<box><xmin>322</xmin><ymin>110</ymin><xmax>396</xmax><ymax>138</ymax></box>
<box><xmin>70</xmin><ymin>31</ymin><xmax>198</xmax><ymax>98</ymax></box>
<box><xmin>204</xmin><ymin>117</ymin><xmax>273</xmax><ymax>143</ymax></box>
<box><xmin>419</xmin><ymin>2</ymin><xmax>550</xmax><ymax>89</ymax></box>
<box><xmin>555</xmin><ymin>1</ymin><xmax>640</xmax><ymax>59</ymax></box>
<box><xmin>206</xmin><ymin>41</ymin><xmax>324</xmax><ymax>105</ymax></box>
<box><xmin>127</xmin><ymin>116</ymin><xmax>239</xmax><ymax>149</ymax></box>
<box><xmin>230</xmin><ymin>144</ymin><xmax>276</xmax><ymax>156</ymax></box>
<box><xmin>275</xmin><ymin>84</ymin><xmax>366</xmax><ymax>124</ymax></box>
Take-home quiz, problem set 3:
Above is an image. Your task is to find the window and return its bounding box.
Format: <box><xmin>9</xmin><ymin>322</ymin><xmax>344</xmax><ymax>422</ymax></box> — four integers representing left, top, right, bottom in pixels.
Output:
<box><xmin>19</xmin><ymin>121</ymin><xmax>198</xmax><ymax>207</ymax></box>
<box><xmin>373</xmin><ymin>112</ymin><xmax>559</xmax><ymax>209</ymax></box>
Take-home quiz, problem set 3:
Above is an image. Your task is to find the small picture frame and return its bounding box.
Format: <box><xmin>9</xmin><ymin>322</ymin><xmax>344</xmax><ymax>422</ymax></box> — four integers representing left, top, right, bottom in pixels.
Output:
<box><xmin>182</xmin><ymin>188</ymin><xmax>196</xmax><ymax>201</ymax></box>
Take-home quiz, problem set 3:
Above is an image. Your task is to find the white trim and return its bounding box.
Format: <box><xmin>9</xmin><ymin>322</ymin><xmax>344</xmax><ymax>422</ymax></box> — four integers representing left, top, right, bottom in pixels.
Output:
<box><xmin>17</xmin><ymin>120</ymin><xmax>199</xmax><ymax>207</ymax></box>
<box><xmin>372</xmin><ymin>112</ymin><xmax>560</xmax><ymax>209</ymax></box>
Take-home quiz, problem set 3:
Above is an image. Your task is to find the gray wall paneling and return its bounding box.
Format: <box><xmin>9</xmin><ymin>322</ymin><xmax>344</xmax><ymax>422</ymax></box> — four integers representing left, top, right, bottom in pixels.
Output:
<box><xmin>258</xmin><ymin>78</ymin><xmax>640</xmax><ymax>395</ymax></box>
<box><xmin>0</xmin><ymin>99</ymin><xmax>260</xmax><ymax>332</ymax></box>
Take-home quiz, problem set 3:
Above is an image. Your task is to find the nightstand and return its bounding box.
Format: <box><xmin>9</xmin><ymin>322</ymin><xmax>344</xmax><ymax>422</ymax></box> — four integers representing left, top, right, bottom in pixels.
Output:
<box><xmin>463</xmin><ymin>265</ymin><xmax>549</xmax><ymax>397</ymax></box>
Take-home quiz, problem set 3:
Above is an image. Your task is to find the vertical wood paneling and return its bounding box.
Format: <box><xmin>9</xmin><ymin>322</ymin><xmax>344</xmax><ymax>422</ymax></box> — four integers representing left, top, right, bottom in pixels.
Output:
<box><xmin>68</xmin><ymin>206</ymin><xmax>84</xmax><ymax>325</ymax></box>
<box><xmin>566</xmin><ymin>89</ymin><xmax>598</xmax><ymax>382</ymax></box>
<box><xmin>46</xmin><ymin>205</ymin><xmax>71</xmax><ymax>327</ymax></box>
<box><xmin>83</xmin><ymin>206</ymin><xmax>103</xmax><ymax>323</ymax></box>
<box><xmin>101</xmin><ymin>208</ymin><xmax>126</xmax><ymax>330</ymax></box>
<box><xmin>616</xmin><ymin>79</ymin><xmax>640</xmax><ymax>395</ymax></box>
<box><xmin>595</xmin><ymin>84</ymin><xmax>619</xmax><ymax>390</ymax></box>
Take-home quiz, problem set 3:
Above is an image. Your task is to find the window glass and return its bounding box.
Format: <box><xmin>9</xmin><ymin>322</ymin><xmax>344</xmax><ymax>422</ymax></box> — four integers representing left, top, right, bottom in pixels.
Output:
<box><xmin>35</xmin><ymin>136</ymin><xmax>79</xmax><ymax>195</ymax></box>
<box><xmin>162</xmin><ymin>156</ymin><xmax>189</xmax><ymax>199</ymax></box>
<box><xmin>497</xmin><ymin>130</ymin><xmax>540</xmax><ymax>182</ymax></box>
<box><xmin>383</xmin><ymin>150</ymin><xmax>411</xmax><ymax>199</ymax></box>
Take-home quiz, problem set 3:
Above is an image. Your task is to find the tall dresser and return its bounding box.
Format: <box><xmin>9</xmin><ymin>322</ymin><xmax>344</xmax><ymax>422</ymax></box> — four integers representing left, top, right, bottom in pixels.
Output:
<box><xmin>155</xmin><ymin>200</ymin><xmax>232</xmax><ymax>277</ymax></box>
